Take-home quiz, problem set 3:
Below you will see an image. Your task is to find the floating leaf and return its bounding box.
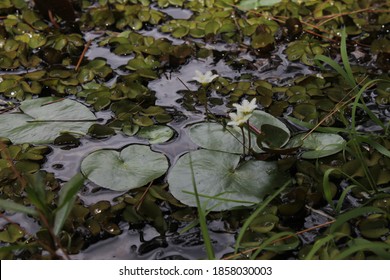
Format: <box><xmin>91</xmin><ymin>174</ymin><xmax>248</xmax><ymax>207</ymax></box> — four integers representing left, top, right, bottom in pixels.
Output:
<box><xmin>249</xmin><ymin>214</ymin><xmax>279</xmax><ymax>233</ymax></box>
<box><xmin>238</xmin><ymin>0</ymin><xmax>282</xmax><ymax>10</ymax></box>
<box><xmin>53</xmin><ymin>173</ymin><xmax>85</xmax><ymax>236</ymax></box>
<box><xmin>290</xmin><ymin>133</ymin><xmax>346</xmax><ymax>159</ymax></box>
<box><xmin>0</xmin><ymin>224</ymin><xmax>24</xmax><ymax>243</ymax></box>
<box><xmin>257</xmin><ymin>124</ymin><xmax>290</xmax><ymax>149</ymax></box>
<box><xmin>358</xmin><ymin>216</ymin><xmax>389</xmax><ymax>239</ymax></box>
<box><xmin>54</xmin><ymin>133</ymin><xmax>80</xmax><ymax>147</ymax></box>
<box><xmin>137</xmin><ymin>125</ymin><xmax>174</xmax><ymax>144</ymax></box>
<box><xmin>88</xmin><ymin>124</ymin><xmax>116</xmax><ymax>139</ymax></box>
<box><xmin>168</xmin><ymin>149</ymin><xmax>290</xmax><ymax>211</ymax></box>
<box><xmin>81</xmin><ymin>145</ymin><xmax>168</xmax><ymax>191</ymax></box>
<box><xmin>0</xmin><ymin>97</ymin><xmax>97</xmax><ymax>144</ymax></box>
<box><xmin>188</xmin><ymin>110</ymin><xmax>290</xmax><ymax>154</ymax></box>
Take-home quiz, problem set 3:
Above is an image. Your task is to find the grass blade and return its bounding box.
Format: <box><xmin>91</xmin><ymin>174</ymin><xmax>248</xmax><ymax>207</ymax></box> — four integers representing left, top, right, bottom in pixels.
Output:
<box><xmin>322</xmin><ymin>168</ymin><xmax>337</xmax><ymax>210</ymax></box>
<box><xmin>340</xmin><ymin>29</ymin><xmax>356</xmax><ymax>87</ymax></box>
<box><xmin>334</xmin><ymin>185</ymin><xmax>357</xmax><ymax>214</ymax></box>
<box><xmin>188</xmin><ymin>152</ymin><xmax>215</xmax><ymax>260</ymax></box>
<box><xmin>251</xmin><ymin>231</ymin><xmax>296</xmax><ymax>259</ymax></box>
<box><xmin>334</xmin><ymin>238</ymin><xmax>390</xmax><ymax>259</ymax></box>
<box><xmin>329</xmin><ymin>206</ymin><xmax>385</xmax><ymax>234</ymax></box>
<box><xmin>314</xmin><ymin>54</ymin><xmax>351</xmax><ymax>86</ymax></box>
<box><xmin>234</xmin><ymin>179</ymin><xmax>291</xmax><ymax>253</ymax></box>
<box><xmin>53</xmin><ymin>173</ymin><xmax>84</xmax><ymax>236</ymax></box>
<box><xmin>0</xmin><ymin>199</ymin><xmax>38</xmax><ymax>216</ymax></box>
<box><xmin>304</xmin><ymin>234</ymin><xmax>335</xmax><ymax>260</ymax></box>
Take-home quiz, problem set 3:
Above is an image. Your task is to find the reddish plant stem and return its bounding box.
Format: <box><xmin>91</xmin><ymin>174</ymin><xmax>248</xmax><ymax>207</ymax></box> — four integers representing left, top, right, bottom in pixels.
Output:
<box><xmin>75</xmin><ymin>40</ymin><xmax>92</xmax><ymax>71</ymax></box>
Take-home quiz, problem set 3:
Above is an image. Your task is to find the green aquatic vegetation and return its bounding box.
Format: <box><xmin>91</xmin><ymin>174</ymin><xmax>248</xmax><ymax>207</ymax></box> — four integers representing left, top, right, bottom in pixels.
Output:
<box><xmin>289</xmin><ymin>133</ymin><xmax>346</xmax><ymax>159</ymax></box>
<box><xmin>137</xmin><ymin>125</ymin><xmax>174</xmax><ymax>144</ymax></box>
<box><xmin>168</xmin><ymin>149</ymin><xmax>290</xmax><ymax>211</ymax></box>
<box><xmin>81</xmin><ymin>144</ymin><xmax>169</xmax><ymax>191</ymax></box>
<box><xmin>0</xmin><ymin>171</ymin><xmax>85</xmax><ymax>259</ymax></box>
<box><xmin>188</xmin><ymin>110</ymin><xmax>290</xmax><ymax>154</ymax></box>
<box><xmin>0</xmin><ymin>97</ymin><xmax>97</xmax><ymax>144</ymax></box>
<box><xmin>0</xmin><ymin>0</ymin><xmax>389</xmax><ymax>260</ymax></box>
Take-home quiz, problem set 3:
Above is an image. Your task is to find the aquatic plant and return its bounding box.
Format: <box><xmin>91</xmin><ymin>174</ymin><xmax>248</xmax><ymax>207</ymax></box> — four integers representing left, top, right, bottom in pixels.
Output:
<box><xmin>0</xmin><ymin>0</ymin><xmax>389</xmax><ymax>260</ymax></box>
<box><xmin>192</xmin><ymin>70</ymin><xmax>219</xmax><ymax>85</ymax></box>
<box><xmin>228</xmin><ymin>98</ymin><xmax>257</xmax><ymax>154</ymax></box>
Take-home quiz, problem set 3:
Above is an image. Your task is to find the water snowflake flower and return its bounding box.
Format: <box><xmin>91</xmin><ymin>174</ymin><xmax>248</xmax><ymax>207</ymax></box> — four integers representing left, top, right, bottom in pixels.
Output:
<box><xmin>192</xmin><ymin>70</ymin><xmax>218</xmax><ymax>85</ymax></box>
<box><xmin>232</xmin><ymin>98</ymin><xmax>257</xmax><ymax>116</ymax></box>
<box><xmin>227</xmin><ymin>112</ymin><xmax>251</xmax><ymax>127</ymax></box>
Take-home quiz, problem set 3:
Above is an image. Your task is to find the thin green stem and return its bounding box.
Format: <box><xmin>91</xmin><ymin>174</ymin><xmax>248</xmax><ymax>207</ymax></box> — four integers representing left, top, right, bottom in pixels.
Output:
<box><xmin>240</xmin><ymin>126</ymin><xmax>246</xmax><ymax>155</ymax></box>
<box><xmin>188</xmin><ymin>152</ymin><xmax>215</xmax><ymax>260</ymax></box>
<box><xmin>204</xmin><ymin>100</ymin><xmax>209</xmax><ymax>121</ymax></box>
<box><xmin>246</xmin><ymin>121</ymin><xmax>251</xmax><ymax>153</ymax></box>
<box><xmin>234</xmin><ymin>179</ymin><xmax>292</xmax><ymax>253</ymax></box>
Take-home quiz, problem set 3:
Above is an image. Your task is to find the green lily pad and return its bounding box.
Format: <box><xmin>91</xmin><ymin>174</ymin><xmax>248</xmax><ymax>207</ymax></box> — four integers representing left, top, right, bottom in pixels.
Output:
<box><xmin>290</xmin><ymin>132</ymin><xmax>346</xmax><ymax>159</ymax></box>
<box><xmin>168</xmin><ymin>149</ymin><xmax>290</xmax><ymax>211</ymax></box>
<box><xmin>359</xmin><ymin>216</ymin><xmax>389</xmax><ymax>239</ymax></box>
<box><xmin>188</xmin><ymin>110</ymin><xmax>290</xmax><ymax>154</ymax></box>
<box><xmin>257</xmin><ymin>124</ymin><xmax>290</xmax><ymax>149</ymax></box>
<box><xmin>88</xmin><ymin>124</ymin><xmax>116</xmax><ymax>139</ymax></box>
<box><xmin>137</xmin><ymin>125</ymin><xmax>174</xmax><ymax>144</ymax></box>
<box><xmin>238</xmin><ymin>0</ymin><xmax>282</xmax><ymax>10</ymax></box>
<box><xmin>0</xmin><ymin>97</ymin><xmax>97</xmax><ymax>144</ymax></box>
<box><xmin>81</xmin><ymin>145</ymin><xmax>168</xmax><ymax>191</ymax></box>
<box><xmin>249</xmin><ymin>213</ymin><xmax>279</xmax><ymax>233</ymax></box>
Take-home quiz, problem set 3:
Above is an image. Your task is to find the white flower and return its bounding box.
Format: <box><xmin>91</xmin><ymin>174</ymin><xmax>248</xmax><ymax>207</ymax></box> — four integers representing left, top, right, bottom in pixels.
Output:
<box><xmin>0</xmin><ymin>77</ymin><xmax>3</xmax><ymax>83</ymax></box>
<box><xmin>227</xmin><ymin>112</ymin><xmax>251</xmax><ymax>127</ymax></box>
<box><xmin>192</xmin><ymin>70</ymin><xmax>218</xmax><ymax>85</ymax></box>
<box><xmin>232</xmin><ymin>98</ymin><xmax>257</xmax><ymax>115</ymax></box>
<box><xmin>316</xmin><ymin>73</ymin><xmax>324</xmax><ymax>79</ymax></box>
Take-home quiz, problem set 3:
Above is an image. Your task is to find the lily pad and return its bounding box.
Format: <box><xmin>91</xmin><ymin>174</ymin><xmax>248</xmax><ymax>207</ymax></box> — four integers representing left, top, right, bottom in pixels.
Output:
<box><xmin>188</xmin><ymin>110</ymin><xmax>290</xmax><ymax>154</ymax></box>
<box><xmin>81</xmin><ymin>145</ymin><xmax>168</xmax><ymax>191</ymax></box>
<box><xmin>137</xmin><ymin>125</ymin><xmax>174</xmax><ymax>144</ymax></box>
<box><xmin>290</xmin><ymin>132</ymin><xmax>346</xmax><ymax>159</ymax></box>
<box><xmin>168</xmin><ymin>149</ymin><xmax>290</xmax><ymax>211</ymax></box>
<box><xmin>257</xmin><ymin>124</ymin><xmax>290</xmax><ymax>149</ymax></box>
<box><xmin>238</xmin><ymin>0</ymin><xmax>282</xmax><ymax>10</ymax></box>
<box><xmin>0</xmin><ymin>97</ymin><xmax>97</xmax><ymax>144</ymax></box>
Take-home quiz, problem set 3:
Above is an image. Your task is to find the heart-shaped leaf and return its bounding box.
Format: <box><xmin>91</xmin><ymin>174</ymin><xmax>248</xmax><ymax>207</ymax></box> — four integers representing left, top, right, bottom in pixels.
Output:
<box><xmin>290</xmin><ymin>132</ymin><xmax>346</xmax><ymax>159</ymax></box>
<box><xmin>257</xmin><ymin>124</ymin><xmax>290</xmax><ymax>149</ymax></box>
<box><xmin>0</xmin><ymin>97</ymin><xmax>96</xmax><ymax>144</ymax></box>
<box><xmin>168</xmin><ymin>149</ymin><xmax>290</xmax><ymax>211</ymax></box>
<box><xmin>81</xmin><ymin>145</ymin><xmax>168</xmax><ymax>191</ymax></box>
<box><xmin>137</xmin><ymin>125</ymin><xmax>174</xmax><ymax>144</ymax></box>
<box><xmin>188</xmin><ymin>110</ymin><xmax>290</xmax><ymax>154</ymax></box>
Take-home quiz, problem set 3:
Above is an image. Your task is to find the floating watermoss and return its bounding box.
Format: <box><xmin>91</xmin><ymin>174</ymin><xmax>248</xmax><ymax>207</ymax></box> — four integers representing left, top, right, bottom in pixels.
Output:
<box><xmin>0</xmin><ymin>224</ymin><xmax>24</xmax><ymax>243</ymax></box>
<box><xmin>286</xmin><ymin>38</ymin><xmax>325</xmax><ymax>65</ymax></box>
<box><xmin>1</xmin><ymin>0</ymin><xmax>389</xmax><ymax>260</ymax></box>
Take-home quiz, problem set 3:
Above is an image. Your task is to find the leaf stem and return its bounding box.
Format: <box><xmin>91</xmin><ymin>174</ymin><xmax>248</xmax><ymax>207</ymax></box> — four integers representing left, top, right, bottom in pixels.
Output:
<box><xmin>240</xmin><ymin>126</ymin><xmax>246</xmax><ymax>155</ymax></box>
<box><xmin>246</xmin><ymin>120</ymin><xmax>251</xmax><ymax>153</ymax></box>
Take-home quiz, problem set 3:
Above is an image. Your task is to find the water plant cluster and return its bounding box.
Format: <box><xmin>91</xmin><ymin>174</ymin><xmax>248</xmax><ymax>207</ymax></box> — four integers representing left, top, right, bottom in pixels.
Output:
<box><xmin>0</xmin><ymin>0</ymin><xmax>389</xmax><ymax>259</ymax></box>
